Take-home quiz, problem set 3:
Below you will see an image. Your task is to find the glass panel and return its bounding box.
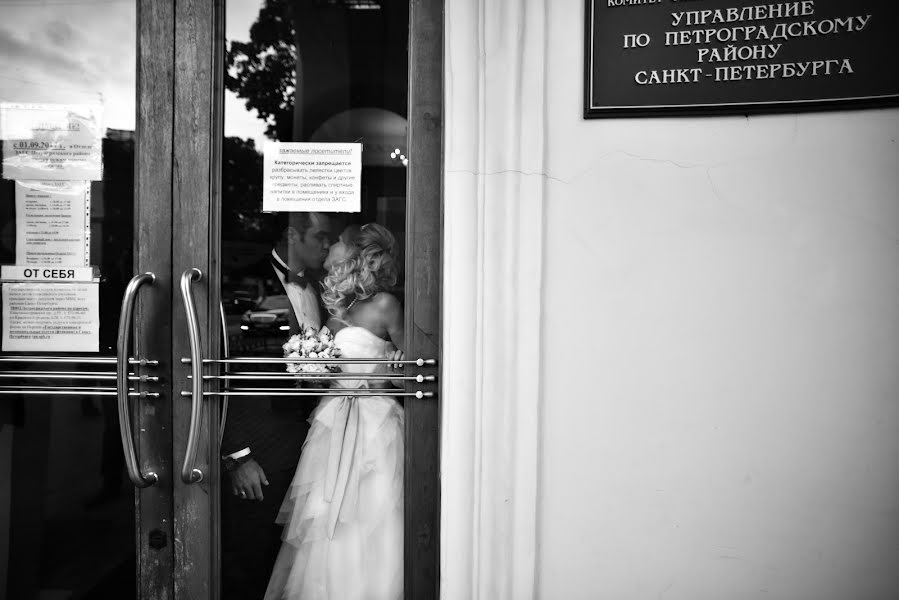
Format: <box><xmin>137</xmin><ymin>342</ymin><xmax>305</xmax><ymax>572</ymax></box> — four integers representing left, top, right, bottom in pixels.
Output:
<box><xmin>220</xmin><ymin>1</ymin><xmax>409</xmax><ymax>597</ymax></box>
<box><xmin>0</xmin><ymin>2</ymin><xmax>138</xmax><ymax>598</ymax></box>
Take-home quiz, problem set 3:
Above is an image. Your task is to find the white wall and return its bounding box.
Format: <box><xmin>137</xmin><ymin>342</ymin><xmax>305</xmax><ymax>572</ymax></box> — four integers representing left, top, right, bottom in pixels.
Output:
<box><xmin>537</xmin><ymin>3</ymin><xmax>899</xmax><ymax>599</ymax></box>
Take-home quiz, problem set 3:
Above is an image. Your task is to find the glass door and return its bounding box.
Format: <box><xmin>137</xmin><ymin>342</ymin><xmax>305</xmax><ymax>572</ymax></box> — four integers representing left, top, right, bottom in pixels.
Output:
<box><xmin>0</xmin><ymin>0</ymin><xmax>180</xmax><ymax>600</ymax></box>
<box><xmin>2</xmin><ymin>0</ymin><xmax>442</xmax><ymax>597</ymax></box>
<box><xmin>1</xmin><ymin>2</ymin><xmax>176</xmax><ymax>599</ymax></box>
<box><xmin>168</xmin><ymin>0</ymin><xmax>442</xmax><ymax>598</ymax></box>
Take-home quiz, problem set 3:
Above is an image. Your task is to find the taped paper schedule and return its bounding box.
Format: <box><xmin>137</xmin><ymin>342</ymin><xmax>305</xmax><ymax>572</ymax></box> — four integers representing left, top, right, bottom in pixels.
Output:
<box><xmin>15</xmin><ymin>180</ymin><xmax>90</xmax><ymax>265</ymax></box>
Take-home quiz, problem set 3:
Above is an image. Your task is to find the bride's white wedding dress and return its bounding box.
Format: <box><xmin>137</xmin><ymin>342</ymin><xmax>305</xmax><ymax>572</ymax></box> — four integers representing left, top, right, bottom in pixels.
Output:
<box><xmin>264</xmin><ymin>326</ymin><xmax>404</xmax><ymax>600</ymax></box>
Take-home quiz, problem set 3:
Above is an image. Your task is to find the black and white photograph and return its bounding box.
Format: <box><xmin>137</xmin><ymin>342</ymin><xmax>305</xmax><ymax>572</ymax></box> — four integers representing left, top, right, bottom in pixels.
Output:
<box><xmin>0</xmin><ymin>0</ymin><xmax>897</xmax><ymax>598</ymax></box>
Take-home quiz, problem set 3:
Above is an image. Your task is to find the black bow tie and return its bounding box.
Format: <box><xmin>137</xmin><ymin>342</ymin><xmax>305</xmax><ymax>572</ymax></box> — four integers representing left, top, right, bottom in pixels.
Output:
<box><xmin>271</xmin><ymin>258</ymin><xmax>308</xmax><ymax>288</ymax></box>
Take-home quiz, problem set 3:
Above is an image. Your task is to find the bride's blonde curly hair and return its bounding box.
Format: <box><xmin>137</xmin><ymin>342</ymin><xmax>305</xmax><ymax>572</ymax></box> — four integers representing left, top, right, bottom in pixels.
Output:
<box><xmin>322</xmin><ymin>223</ymin><xmax>398</xmax><ymax>318</ymax></box>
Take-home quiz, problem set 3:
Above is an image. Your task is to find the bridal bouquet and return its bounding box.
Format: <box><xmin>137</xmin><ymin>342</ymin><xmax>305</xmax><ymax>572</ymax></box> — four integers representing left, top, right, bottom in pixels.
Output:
<box><xmin>283</xmin><ymin>326</ymin><xmax>341</xmax><ymax>378</ymax></box>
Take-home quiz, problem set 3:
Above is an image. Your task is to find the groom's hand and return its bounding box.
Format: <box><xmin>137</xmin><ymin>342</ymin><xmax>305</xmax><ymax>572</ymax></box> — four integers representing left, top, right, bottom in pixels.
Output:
<box><xmin>229</xmin><ymin>458</ymin><xmax>269</xmax><ymax>501</ymax></box>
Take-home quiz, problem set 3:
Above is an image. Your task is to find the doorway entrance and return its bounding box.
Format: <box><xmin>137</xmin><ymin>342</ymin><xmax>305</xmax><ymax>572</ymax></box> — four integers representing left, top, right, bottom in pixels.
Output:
<box><xmin>0</xmin><ymin>0</ymin><xmax>441</xmax><ymax>598</ymax></box>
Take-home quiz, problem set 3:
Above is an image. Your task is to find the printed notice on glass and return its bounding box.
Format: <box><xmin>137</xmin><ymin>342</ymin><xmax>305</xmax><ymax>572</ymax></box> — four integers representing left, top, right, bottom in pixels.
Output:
<box><xmin>1</xmin><ymin>265</ymin><xmax>94</xmax><ymax>282</ymax></box>
<box><xmin>263</xmin><ymin>142</ymin><xmax>361</xmax><ymax>213</ymax></box>
<box><xmin>2</xmin><ymin>282</ymin><xmax>99</xmax><ymax>352</ymax></box>
<box><xmin>15</xmin><ymin>181</ymin><xmax>91</xmax><ymax>266</ymax></box>
<box><xmin>0</xmin><ymin>103</ymin><xmax>104</xmax><ymax>181</ymax></box>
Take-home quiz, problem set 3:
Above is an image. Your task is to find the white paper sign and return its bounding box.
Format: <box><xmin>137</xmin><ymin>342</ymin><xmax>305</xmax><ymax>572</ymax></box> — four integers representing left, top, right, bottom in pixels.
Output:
<box><xmin>1</xmin><ymin>265</ymin><xmax>94</xmax><ymax>282</ymax></box>
<box><xmin>263</xmin><ymin>142</ymin><xmax>361</xmax><ymax>213</ymax></box>
<box><xmin>1</xmin><ymin>103</ymin><xmax>104</xmax><ymax>181</ymax></box>
<box><xmin>15</xmin><ymin>180</ymin><xmax>90</xmax><ymax>266</ymax></box>
<box><xmin>2</xmin><ymin>282</ymin><xmax>99</xmax><ymax>352</ymax></box>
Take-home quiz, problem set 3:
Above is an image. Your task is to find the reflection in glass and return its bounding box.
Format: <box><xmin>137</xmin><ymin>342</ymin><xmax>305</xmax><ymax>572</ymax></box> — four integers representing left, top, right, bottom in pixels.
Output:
<box><xmin>0</xmin><ymin>2</ymin><xmax>137</xmax><ymax>598</ymax></box>
<box><xmin>220</xmin><ymin>1</ymin><xmax>409</xmax><ymax>598</ymax></box>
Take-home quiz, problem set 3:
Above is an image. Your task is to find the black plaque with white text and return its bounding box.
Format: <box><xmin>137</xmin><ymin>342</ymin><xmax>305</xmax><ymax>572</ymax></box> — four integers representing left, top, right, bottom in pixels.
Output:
<box><xmin>585</xmin><ymin>0</ymin><xmax>899</xmax><ymax>117</ymax></box>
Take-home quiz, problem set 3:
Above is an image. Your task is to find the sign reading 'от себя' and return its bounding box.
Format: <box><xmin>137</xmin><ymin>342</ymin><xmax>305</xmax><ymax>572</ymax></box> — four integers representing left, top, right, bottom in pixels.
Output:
<box><xmin>584</xmin><ymin>0</ymin><xmax>899</xmax><ymax>117</ymax></box>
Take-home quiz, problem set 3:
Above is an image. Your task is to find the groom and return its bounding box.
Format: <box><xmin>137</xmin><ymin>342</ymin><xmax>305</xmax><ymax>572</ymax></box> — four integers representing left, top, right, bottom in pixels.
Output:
<box><xmin>221</xmin><ymin>211</ymin><xmax>332</xmax><ymax>600</ymax></box>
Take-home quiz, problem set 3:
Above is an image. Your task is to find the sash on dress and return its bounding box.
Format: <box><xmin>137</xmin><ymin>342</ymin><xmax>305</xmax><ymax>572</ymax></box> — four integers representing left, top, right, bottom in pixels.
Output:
<box><xmin>315</xmin><ymin>326</ymin><xmax>396</xmax><ymax>539</ymax></box>
<box><xmin>322</xmin><ymin>393</ymin><xmax>361</xmax><ymax>539</ymax></box>
<box><xmin>317</xmin><ymin>377</ymin><xmax>397</xmax><ymax>539</ymax></box>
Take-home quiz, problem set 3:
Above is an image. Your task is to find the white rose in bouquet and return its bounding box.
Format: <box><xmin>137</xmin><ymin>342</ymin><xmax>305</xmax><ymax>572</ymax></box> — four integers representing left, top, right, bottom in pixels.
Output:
<box><xmin>283</xmin><ymin>325</ymin><xmax>342</xmax><ymax>382</ymax></box>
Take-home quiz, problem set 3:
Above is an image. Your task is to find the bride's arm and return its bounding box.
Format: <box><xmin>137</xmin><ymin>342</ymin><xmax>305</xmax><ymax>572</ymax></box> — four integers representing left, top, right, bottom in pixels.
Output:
<box><xmin>373</xmin><ymin>292</ymin><xmax>404</xmax><ymax>353</ymax></box>
<box><xmin>373</xmin><ymin>292</ymin><xmax>405</xmax><ymax>386</ymax></box>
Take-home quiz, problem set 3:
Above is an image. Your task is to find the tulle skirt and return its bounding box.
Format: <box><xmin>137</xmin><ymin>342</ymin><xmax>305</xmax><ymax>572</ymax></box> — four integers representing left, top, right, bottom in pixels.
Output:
<box><xmin>264</xmin><ymin>394</ymin><xmax>404</xmax><ymax>600</ymax></box>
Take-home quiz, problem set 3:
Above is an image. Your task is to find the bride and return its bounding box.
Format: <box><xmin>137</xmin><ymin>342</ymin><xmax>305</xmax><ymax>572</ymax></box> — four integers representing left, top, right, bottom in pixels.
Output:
<box><xmin>265</xmin><ymin>223</ymin><xmax>405</xmax><ymax>600</ymax></box>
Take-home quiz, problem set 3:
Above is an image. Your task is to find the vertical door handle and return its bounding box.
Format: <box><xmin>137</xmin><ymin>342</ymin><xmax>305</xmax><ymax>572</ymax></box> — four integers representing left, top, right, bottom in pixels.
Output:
<box><xmin>219</xmin><ymin>301</ymin><xmax>230</xmax><ymax>446</ymax></box>
<box><xmin>117</xmin><ymin>272</ymin><xmax>159</xmax><ymax>488</ymax></box>
<box><xmin>180</xmin><ymin>268</ymin><xmax>205</xmax><ymax>484</ymax></box>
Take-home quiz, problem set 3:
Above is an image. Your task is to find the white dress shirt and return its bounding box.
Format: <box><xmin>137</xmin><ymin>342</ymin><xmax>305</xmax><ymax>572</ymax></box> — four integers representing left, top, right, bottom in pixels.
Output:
<box><xmin>271</xmin><ymin>249</ymin><xmax>321</xmax><ymax>331</ymax></box>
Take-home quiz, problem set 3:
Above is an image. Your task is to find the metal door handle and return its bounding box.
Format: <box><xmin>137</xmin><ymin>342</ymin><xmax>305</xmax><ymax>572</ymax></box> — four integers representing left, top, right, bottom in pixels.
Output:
<box><xmin>219</xmin><ymin>301</ymin><xmax>230</xmax><ymax>446</ymax></box>
<box><xmin>180</xmin><ymin>268</ymin><xmax>204</xmax><ymax>484</ymax></box>
<box><xmin>117</xmin><ymin>272</ymin><xmax>159</xmax><ymax>488</ymax></box>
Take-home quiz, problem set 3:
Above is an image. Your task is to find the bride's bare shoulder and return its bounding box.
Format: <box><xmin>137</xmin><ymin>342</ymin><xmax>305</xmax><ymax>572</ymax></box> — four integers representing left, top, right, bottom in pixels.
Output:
<box><xmin>371</xmin><ymin>293</ymin><xmax>402</xmax><ymax>334</ymax></box>
<box><xmin>371</xmin><ymin>291</ymin><xmax>401</xmax><ymax>311</ymax></box>
<box><xmin>346</xmin><ymin>293</ymin><xmax>401</xmax><ymax>336</ymax></box>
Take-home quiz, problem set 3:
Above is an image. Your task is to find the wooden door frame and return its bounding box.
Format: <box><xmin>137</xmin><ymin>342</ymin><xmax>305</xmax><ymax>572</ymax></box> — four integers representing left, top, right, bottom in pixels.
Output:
<box><xmin>169</xmin><ymin>0</ymin><xmax>443</xmax><ymax>598</ymax></box>
<box><xmin>170</xmin><ymin>0</ymin><xmax>221</xmax><ymax>599</ymax></box>
<box><xmin>405</xmin><ymin>0</ymin><xmax>443</xmax><ymax>597</ymax></box>
<box><xmin>136</xmin><ymin>1</ymin><xmax>176</xmax><ymax>599</ymax></box>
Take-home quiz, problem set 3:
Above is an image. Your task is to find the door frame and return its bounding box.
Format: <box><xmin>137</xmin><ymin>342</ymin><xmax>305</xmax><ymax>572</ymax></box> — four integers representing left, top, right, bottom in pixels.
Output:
<box><xmin>135</xmin><ymin>1</ymin><xmax>176</xmax><ymax>599</ymax></box>
<box><xmin>165</xmin><ymin>1</ymin><xmax>444</xmax><ymax>598</ymax></box>
<box><xmin>404</xmin><ymin>0</ymin><xmax>443</xmax><ymax>596</ymax></box>
<box><xmin>169</xmin><ymin>0</ymin><xmax>221</xmax><ymax>598</ymax></box>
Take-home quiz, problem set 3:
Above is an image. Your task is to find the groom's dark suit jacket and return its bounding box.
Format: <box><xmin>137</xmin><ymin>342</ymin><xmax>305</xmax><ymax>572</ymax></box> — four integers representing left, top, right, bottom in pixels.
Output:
<box><xmin>220</xmin><ymin>258</ymin><xmax>326</xmax><ymax>600</ymax></box>
<box><xmin>220</xmin><ymin>259</ymin><xmax>326</xmax><ymax>472</ymax></box>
